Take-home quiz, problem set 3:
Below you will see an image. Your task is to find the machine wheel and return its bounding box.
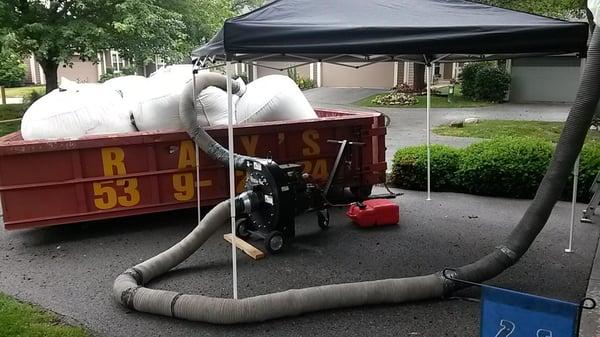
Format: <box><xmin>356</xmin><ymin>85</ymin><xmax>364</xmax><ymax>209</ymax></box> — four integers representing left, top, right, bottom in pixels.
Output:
<box><xmin>317</xmin><ymin>209</ymin><xmax>330</xmax><ymax>230</ymax></box>
<box><xmin>265</xmin><ymin>231</ymin><xmax>285</xmax><ymax>254</ymax></box>
<box><xmin>235</xmin><ymin>218</ymin><xmax>251</xmax><ymax>239</ymax></box>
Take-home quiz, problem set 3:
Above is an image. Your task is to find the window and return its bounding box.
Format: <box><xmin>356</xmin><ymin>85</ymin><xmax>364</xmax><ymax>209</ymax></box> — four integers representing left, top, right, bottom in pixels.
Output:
<box><xmin>110</xmin><ymin>51</ymin><xmax>125</xmax><ymax>72</ymax></box>
<box><xmin>434</xmin><ymin>63</ymin><xmax>441</xmax><ymax>77</ymax></box>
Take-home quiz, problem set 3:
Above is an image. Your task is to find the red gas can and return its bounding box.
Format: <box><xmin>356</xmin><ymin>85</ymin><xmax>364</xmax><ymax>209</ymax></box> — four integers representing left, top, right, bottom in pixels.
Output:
<box><xmin>346</xmin><ymin>199</ymin><xmax>399</xmax><ymax>227</ymax></box>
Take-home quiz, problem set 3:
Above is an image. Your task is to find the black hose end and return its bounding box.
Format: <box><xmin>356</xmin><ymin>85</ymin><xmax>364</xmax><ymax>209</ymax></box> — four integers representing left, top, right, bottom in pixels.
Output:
<box><xmin>120</xmin><ymin>285</ymin><xmax>141</xmax><ymax>309</ymax></box>
<box><xmin>123</xmin><ymin>267</ymin><xmax>144</xmax><ymax>285</ymax></box>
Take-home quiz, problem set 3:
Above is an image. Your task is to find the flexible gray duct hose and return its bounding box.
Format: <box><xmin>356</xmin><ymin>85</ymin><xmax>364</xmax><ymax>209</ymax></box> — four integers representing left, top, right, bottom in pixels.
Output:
<box><xmin>114</xmin><ymin>32</ymin><xmax>600</xmax><ymax>323</ymax></box>
<box><xmin>113</xmin><ymin>198</ymin><xmax>444</xmax><ymax>323</ymax></box>
<box><xmin>449</xmin><ymin>30</ymin><xmax>600</xmax><ymax>286</ymax></box>
<box><xmin>179</xmin><ymin>72</ymin><xmax>251</xmax><ymax>169</ymax></box>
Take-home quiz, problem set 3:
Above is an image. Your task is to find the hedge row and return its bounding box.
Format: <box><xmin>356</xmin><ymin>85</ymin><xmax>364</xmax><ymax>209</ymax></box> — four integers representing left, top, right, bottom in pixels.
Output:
<box><xmin>391</xmin><ymin>137</ymin><xmax>600</xmax><ymax>201</ymax></box>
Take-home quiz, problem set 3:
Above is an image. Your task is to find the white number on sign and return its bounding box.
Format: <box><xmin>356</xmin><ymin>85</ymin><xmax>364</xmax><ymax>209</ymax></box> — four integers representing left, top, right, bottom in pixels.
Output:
<box><xmin>495</xmin><ymin>320</ymin><xmax>516</xmax><ymax>337</ymax></box>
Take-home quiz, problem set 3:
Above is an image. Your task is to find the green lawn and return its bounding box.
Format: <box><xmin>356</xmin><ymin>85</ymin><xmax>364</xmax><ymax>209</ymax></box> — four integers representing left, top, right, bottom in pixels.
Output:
<box><xmin>0</xmin><ymin>293</ymin><xmax>87</xmax><ymax>337</ymax></box>
<box><xmin>0</xmin><ymin>104</ymin><xmax>26</xmax><ymax>137</ymax></box>
<box><xmin>433</xmin><ymin>120</ymin><xmax>600</xmax><ymax>143</ymax></box>
<box><xmin>3</xmin><ymin>85</ymin><xmax>45</xmax><ymax>98</ymax></box>
<box><xmin>354</xmin><ymin>86</ymin><xmax>492</xmax><ymax>108</ymax></box>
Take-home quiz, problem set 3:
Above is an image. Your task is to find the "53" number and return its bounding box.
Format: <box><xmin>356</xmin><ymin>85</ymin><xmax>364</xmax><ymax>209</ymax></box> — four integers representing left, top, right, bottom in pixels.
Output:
<box><xmin>93</xmin><ymin>178</ymin><xmax>140</xmax><ymax>210</ymax></box>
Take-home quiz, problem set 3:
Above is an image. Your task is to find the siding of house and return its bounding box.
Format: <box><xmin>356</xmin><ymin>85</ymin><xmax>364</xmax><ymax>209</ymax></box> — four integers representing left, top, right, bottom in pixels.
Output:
<box><xmin>57</xmin><ymin>56</ymin><xmax>99</xmax><ymax>83</ymax></box>
<box><xmin>322</xmin><ymin>62</ymin><xmax>394</xmax><ymax>88</ymax></box>
<box><xmin>256</xmin><ymin>62</ymin><xmax>311</xmax><ymax>79</ymax></box>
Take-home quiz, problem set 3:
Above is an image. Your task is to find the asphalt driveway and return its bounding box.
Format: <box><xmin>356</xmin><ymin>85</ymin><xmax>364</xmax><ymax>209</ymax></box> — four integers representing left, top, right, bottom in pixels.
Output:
<box><xmin>304</xmin><ymin>87</ymin><xmax>572</xmax><ymax>161</ymax></box>
<box><xmin>0</xmin><ymin>187</ymin><xmax>597</xmax><ymax>337</ymax></box>
<box><xmin>0</xmin><ymin>88</ymin><xmax>593</xmax><ymax>337</ymax></box>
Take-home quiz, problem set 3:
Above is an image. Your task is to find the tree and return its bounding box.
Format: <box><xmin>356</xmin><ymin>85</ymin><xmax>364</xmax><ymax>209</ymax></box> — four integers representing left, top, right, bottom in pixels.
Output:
<box><xmin>0</xmin><ymin>0</ymin><xmax>233</xmax><ymax>93</ymax></box>
<box><xmin>159</xmin><ymin>0</ymin><xmax>234</xmax><ymax>57</ymax></box>
<box><xmin>0</xmin><ymin>1</ymin><xmax>116</xmax><ymax>92</ymax></box>
<box><xmin>475</xmin><ymin>0</ymin><xmax>593</xmax><ymax>30</ymax></box>
<box><xmin>0</xmin><ymin>42</ymin><xmax>26</xmax><ymax>87</ymax></box>
<box><xmin>231</xmin><ymin>0</ymin><xmax>267</xmax><ymax>13</ymax></box>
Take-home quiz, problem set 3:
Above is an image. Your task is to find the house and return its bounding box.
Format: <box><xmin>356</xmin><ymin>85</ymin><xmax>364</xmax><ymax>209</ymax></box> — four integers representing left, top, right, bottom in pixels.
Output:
<box><xmin>245</xmin><ymin>61</ymin><xmax>459</xmax><ymax>90</ymax></box>
<box><xmin>23</xmin><ymin>50</ymin><xmax>165</xmax><ymax>85</ymax></box>
<box><xmin>24</xmin><ymin>51</ymin><xmax>580</xmax><ymax>104</ymax></box>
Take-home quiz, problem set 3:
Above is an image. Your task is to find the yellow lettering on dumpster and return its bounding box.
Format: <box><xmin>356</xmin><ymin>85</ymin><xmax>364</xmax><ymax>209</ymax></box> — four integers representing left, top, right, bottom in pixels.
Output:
<box><xmin>93</xmin><ymin>181</ymin><xmax>118</xmax><ymax>209</ymax></box>
<box><xmin>301</xmin><ymin>159</ymin><xmax>329</xmax><ymax>181</ymax></box>
<box><xmin>240</xmin><ymin>135</ymin><xmax>259</xmax><ymax>156</ymax></box>
<box><xmin>173</xmin><ymin>173</ymin><xmax>195</xmax><ymax>201</ymax></box>
<box><xmin>312</xmin><ymin>159</ymin><xmax>329</xmax><ymax>180</ymax></box>
<box><xmin>172</xmin><ymin>140</ymin><xmax>212</xmax><ymax>202</ymax></box>
<box><xmin>302</xmin><ymin>129</ymin><xmax>320</xmax><ymax>156</ymax></box>
<box><xmin>178</xmin><ymin>140</ymin><xmax>196</xmax><ymax>169</ymax></box>
<box><xmin>94</xmin><ymin>147</ymin><xmax>140</xmax><ymax>210</ymax></box>
<box><xmin>116</xmin><ymin>178</ymin><xmax>140</xmax><ymax>207</ymax></box>
<box><xmin>101</xmin><ymin>147</ymin><xmax>126</xmax><ymax>176</ymax></box>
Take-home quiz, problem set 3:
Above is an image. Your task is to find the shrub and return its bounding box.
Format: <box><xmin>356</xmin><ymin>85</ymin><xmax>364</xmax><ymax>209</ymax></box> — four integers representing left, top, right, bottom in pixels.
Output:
<box><xmin>0</xmin><ymin>48</ymin><xmax>26</xmax><ymax>87</ymax></box>
<box><xmin>296</xmin><ymin>77</ymin><xmax>316</xmax><ymax>90</ymax></box>
<box><xmin>391</xmin><ymin>137</ymin><xmax>600</xmax><ymax>202</ymax></box>
<box><xmin>460</xmin><ymin>62</ymin><xmax>510</xmax><ymax>102</ymax></box>
<box><xmin>393</xmin><ymin>83</ymin><xmax>416</xmax><ymax>94</ymax></box>
<box><xmin>391</xmin><ymin>144</ymin><xmax>462</xmax><ymax>190</ymax></box>
<box><xmin>570</xmin><ymin>142</ymin><xmax>600</xmax><ymax>201</ymax></box>
<box><xmin>24</xmin><ymin>90</ymin><xmax>43</xmax><ymax>105</ymax></box>
<box><xmin>459</xmin><ymin>63</ymin><xmax>488</xmax><ymax>101</ymax></box>
<box><xmin>287</xmin><ymin>67</ymin><xmax>316</xmax><ymax>90</ymax></box>
<box><xmin>371</xmin><ymin>92</ymin><xmax>418</xmax><ymax>106</ymax></box>
<box><xmin>456</xmin><ymin>137</ymin><xmax>554</xmax><ymax>198</ymax></box>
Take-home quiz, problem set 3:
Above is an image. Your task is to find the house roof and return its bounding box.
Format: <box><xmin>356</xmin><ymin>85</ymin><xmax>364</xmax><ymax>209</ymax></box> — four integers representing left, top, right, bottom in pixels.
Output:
<box><xmin>192</xmin><ymin>0</ymin><xmax>589</xmax><ymax>64</ymax></box>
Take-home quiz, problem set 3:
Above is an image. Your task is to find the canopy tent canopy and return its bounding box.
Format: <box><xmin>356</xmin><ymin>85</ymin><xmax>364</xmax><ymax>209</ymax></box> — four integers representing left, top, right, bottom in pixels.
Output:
<box><xmin>192</xmin><ymin>0</ymin><xmax>589</xmax><ymax>65</ymax></box>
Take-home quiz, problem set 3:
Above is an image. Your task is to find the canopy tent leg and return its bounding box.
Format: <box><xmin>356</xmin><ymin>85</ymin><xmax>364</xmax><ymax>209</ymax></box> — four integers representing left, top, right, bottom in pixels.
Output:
<box><xmin>196</xmin><ymin>146</ymin><xmax>201</xmax><ymax>220</ymax></box>
<box><xmin>566</xmin><ymin>156</ymin><xmax>580</xmax><ymax>253</ymax></box>
<box><xmin>192</xmin><ymin>63</ymin><xmax>202</xmax><ymax>222</ymax></box>
<box><xmin>226</xmin><ymin>61</ymin><xmax>239</xmax><ymax>299</ymax></box>
<box><xmin>565</xmin><ymin>57</ymin><xmax>588</xmax><ymax>252</ymax></box>
<box><xmin>426</xmin><ymin>63</ymin><xmax>432</xmax><ymax>201</ymax></box>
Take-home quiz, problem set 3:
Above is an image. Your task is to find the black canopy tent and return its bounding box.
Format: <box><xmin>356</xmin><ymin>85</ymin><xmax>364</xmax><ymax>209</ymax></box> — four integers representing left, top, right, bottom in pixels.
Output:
<box><xmin>193</xmin><ymin>0</ymin><xmax>588</xmax><ymax>63</ymax></box>
<box><xmin>191</xmin><ymin>0</ymin><xmax>589</xmax><ymax>298</ymax></box>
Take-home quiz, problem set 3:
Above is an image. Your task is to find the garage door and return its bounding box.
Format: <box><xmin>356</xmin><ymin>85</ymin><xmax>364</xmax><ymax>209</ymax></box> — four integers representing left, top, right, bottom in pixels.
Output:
<box><xmin>510</xmin><ymin>57</ymin><xmax>581</xmax><ymax>103</ymax></box>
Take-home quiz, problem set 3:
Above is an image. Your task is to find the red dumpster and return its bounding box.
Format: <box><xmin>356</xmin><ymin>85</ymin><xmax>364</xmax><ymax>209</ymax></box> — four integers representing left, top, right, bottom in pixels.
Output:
<box><xmin>0</xmin><ymin>109</ymin><xmax>386</xmax><ymax>230</ymax></box>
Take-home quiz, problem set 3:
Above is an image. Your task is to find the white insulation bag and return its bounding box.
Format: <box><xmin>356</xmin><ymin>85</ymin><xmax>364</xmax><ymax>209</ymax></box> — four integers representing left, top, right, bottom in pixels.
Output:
<box><xmin>21</xmin><ymin>83</ymin><xmax>135</xmax><ymax>140</ymax></box>
<box><xmin>198</xmin><ymin>86</ymin><xmax>240</xmax><ymax>126</ymax></box>
<box><xmin>130</xmin><ymin>66</ymin><xmax>193</xmax><ymax>131</ymax></box>
<box><xmin>590</xmin><ymin>0</ymin><xmax>600</xmax><ymax>24</ymax></box>
<box><xmin>103</xmin><ymin>75</ymin><xmax>148</xmax><ymax>102</ymax></box>
<box><xmin>235</xmin><ymin>75</ymin><xmax>317</xmax><ymax>124</ymax></box>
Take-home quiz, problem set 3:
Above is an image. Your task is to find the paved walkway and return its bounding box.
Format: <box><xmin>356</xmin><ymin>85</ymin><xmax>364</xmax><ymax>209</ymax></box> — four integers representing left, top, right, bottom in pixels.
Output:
<box><xmin>1</xmin><ymin>98</ymin><xmax>24</xmax><ymax>104</ymax></box>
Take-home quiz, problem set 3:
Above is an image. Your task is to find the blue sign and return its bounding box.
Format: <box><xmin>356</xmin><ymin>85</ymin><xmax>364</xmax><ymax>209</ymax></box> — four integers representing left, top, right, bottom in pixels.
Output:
<box><xmin>481</xmin><ymin>285</ymin><xmax>580</xmax><ymax>337</ymax></box>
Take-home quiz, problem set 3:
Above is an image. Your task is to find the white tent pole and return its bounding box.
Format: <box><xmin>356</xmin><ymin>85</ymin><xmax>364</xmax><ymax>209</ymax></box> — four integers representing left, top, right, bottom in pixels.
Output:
<box><xmin>192</xmin><ymin>64</ymin><xmax>202</xmax><ymax>222</ymax></box>
<box><xmin>565</xmin><ymin>153</ymin><xmax>580</xmax><ymax>254</ymax></box>
<box><xmin>426</xmin><ymin>63</ymin><xmax>432</xmax><ymax>201</ymax></box>
<box><xmin>196</xmin><ymin>146</ymin><xmax>201</xmax><ymax>221</ymax></box>
<box><xmin>226</xmin><ymin>61</ymin><xmax>238</xmax><ymax>299</ymax></box>
<box><xmin>565</xmin><ymin>57</ymin><xmax>587</xmax><ymax>253</ymax></box>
